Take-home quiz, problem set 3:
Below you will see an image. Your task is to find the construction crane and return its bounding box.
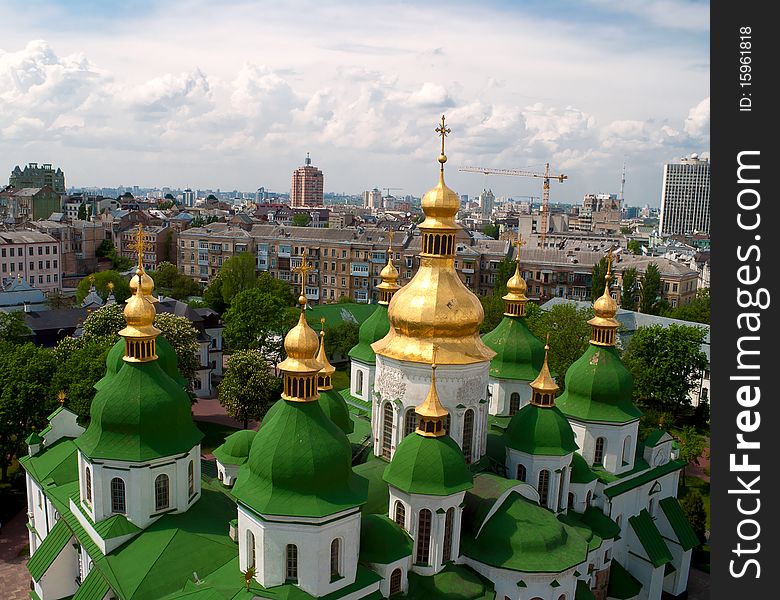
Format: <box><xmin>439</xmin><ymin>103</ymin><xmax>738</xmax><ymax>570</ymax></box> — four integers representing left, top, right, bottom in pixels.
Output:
<box><xmin>383</xmin><ymin>187</ymin><xmax>403</xmax><ymax>197</ymax></box>
<box><xmin>459</xmin><ymin>163</ymin><xmax>567</xmax><ymax>246</ymax></box>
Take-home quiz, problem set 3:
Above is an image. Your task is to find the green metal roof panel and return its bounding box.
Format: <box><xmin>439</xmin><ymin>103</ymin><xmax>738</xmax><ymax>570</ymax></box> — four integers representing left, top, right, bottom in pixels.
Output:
<box><xmin>580</xmin><ymin>507</ymin><xmax>621</xmax><ymax>540</ymax></box>
<box><xmin>212</xmin><ymin>429</ymin><xmax>256</xmax><ymax>466</ymax></box>
<box><xmin>462</xmin><ymin>473</ymin><xmax>524</xmax><ymax>537</ymax></box>
<box><xmin>233</xmin><ymin>399</ymin><xmax>367</xmax><ymax>518</ymax></box>
<box><xmin>19</xmin><ymin>438</ymin><xmax>79</xmax><ymax>487</ymax></box>
<box><xmin>93</xmin><ymin>513</ymin><xmax>142</xmax><ymax>540</ymax></box>
<box><xmin>76</xmin><ymin>360</ymin><xmax>203</xmax><ymax>462</ymax></box>
<box><xmin>642</xmin><ymin>429</ymin><xmax>669</xmax><ymax>447</ymax></box>
<box><xmin>462</xmin><ymin>491</ymin><xmax>589</xmax><ymax>573</ymax></box>
<box><xmin>570</xmin><ymin>453</ymin><xmax>598</xmax><ymax>484</ymax></box>
<box><xmin>72</xmin><ymin>567</ymin><xmax>111</xmax><ymax>600</ymax></box>
<box><xmin>359</xmin><ymin>514</ymin><xmax>413</xmax><ymax>564</ymax></box>
<box><xmin>383</xmin><ymin>433</ymin><xmax>474</xmax><ymax>496</ymax></box>
<box><xmin>338</xmin><ymin>388</ymin><xmax>371</xmax><ymax>413</ymax></box>
<box><xmin>628</xmin><ymin>510</ymin><xmax>673</xmax><ymax>568</ymax></box>
<box><xmin>607</xmin><ymin>560</ymin><xmax>643</xmax><ymax>599</ymax></box>
<box><xmin>575</xmin><ymin>580</ymin><xmax>596</xmax><ymax>600</ymax></box>
<box><xmin>319</xmin><ymin>389</ymin><xmax>355</xmax><ymax>435</ymax></box>
<box><xmin>603</xmin><ymin>459</ymin><xmax>686</xmax><ymax>498</ymax></box>
<box><xmin>319</xmin><ymin>565</ymin><xmax>382</xmax><ymax>600</ymax></box>
<box><xmin>504</xmin><ymin>404</ymin><xmax>578</xmax><ymax>456</ymax></box>
<box><xmin>659</xmin><ymin>497</ymin><xmax>700</xmax><ymax>550</ymax></box>
<box><xmin>557</xmin><ymin>345</ymin><xmax>643</xmax><ymax>424</ymax></box>
<box><xmin>556</xmin><ymin>512</ymin><xmax>602</xmax><ymax>552</ymax></box>
<box><xmin>482</xmin><ymin>315</ymin><xmax>545</xmax><ymax>381</ymax></box>
<box><xmin>353</xmin><ymin>456</ymin><xmax>390</xmax><ymax>515</ymax></box>
<box><xmin>406</xmin><ymin>563</ymin><xmax>495</xmax><ymax>600</ymax></box>
<box><xmin>28</xmin><ymin>519</ymin><xmax>73</xmax><ymax>581</ymax></box>
<box><xmin>348</xmin><ymin>304</ymin><xmax>389</xmax><ymax>364</ymax></box>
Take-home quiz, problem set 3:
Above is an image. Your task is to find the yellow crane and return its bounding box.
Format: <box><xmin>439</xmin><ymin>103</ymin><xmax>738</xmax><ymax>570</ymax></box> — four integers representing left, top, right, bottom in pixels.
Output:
<box><xmin>458</xmin><ymin>163</ymin><xmax>567</xmax><ymax>246</ymax></box>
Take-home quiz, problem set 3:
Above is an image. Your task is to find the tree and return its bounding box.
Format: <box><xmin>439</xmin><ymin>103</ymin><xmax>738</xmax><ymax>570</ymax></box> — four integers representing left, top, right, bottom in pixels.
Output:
<box><xmin>96</xmin><ymin>239</ymin><xmax>115</xmax><ymax>258</ymax></box>
<box><xmin>51</xmin><ymin>336</ymin><xmax>113</xmax><ymax>421</ymax></box>
<box><xmin>627</xmin><ymin>239</ymin><xmax>642</xmax><ymax>255</ymax></box>
<box><xmin>292</xmin><ymin>212</ymin><xmax>312</xmax><ymax>227</ymax></box>
<box><xmin>78</xmin><ymin>203</ymin><xmax>88</xmax><ymax>220</ymax></box>
<box><xmin>482</xmin><ymin>223</ymin><xmax>499</xmax><ymax>239</ymax></box>
<box><xmin>218</xmin><ymin>350</ymin><xmax>282</xmax><ymax>428</ymax></box>
<box><xmin>0</xmin><ymin>312</ymin><xmax>31</xmax><ymax>344</ymax></box>
<box><xmin>154</xmin><ymin>312</ymin><xmax>200</xmax><ymax>386</ymax></box>
<box><xmin>667</xmin><ymin>288</ymin><xmax>710</xmax><ymax>324</ymax></box>
<box><xmin>0</xmin><ymin>342</ymin><xmax>58</xmax><ymax>480</ymax></box>
<box><xmin>76</xmin><ymin>271</ymin><xmax>132</xmax><ymax>304</ymax></box>
<box><xmin>46</xmin><ymin>289</ymin><xmax>73</xmax><ymax>310</ymax></box>
<box><xmin>622</xmin><ymin>324</ymin><xmax>708</xmax><ymax>413</ymax></box>
<box><xmin>591</xmin><ymin>256</ymin><xmax>611</xmax><ymax>299</ymax></box>
<box><xmin>218</xmin><ymin>253</ymin><xmax>259</xmax><ymax>305</ymax></box>
<box><xmin>203</xmin><ymin>275</ymin><xmax>227</xmax><ymax>313</ymax></box>
<box><xmin>256</xmin><ymin>271</ymin><xmax>295</xmax><ymax>307</ymax></box>
<box><xmin>191</xmin><ymin>216</ymin><xmax>205</xmax><ymax>228</ymax></box>
<box><xmin>680</xmin><ymin>489</ymin><xmax>707</xmax><ymax>546</ymax></box>
<box><xmin>325</xmin><ymin>321</ymin><xmax>360</xmax><ymax>359</ymax></box>
<box><xmin>80</xmin><ymin>303</ymin><xmax>126</xmax><ymax>339</ymax></box>
<box><xmin>150</xmin><ymin>261</ymin><xmax>201</xmax><ymax>300</ymax></box>
<box><xmin>223</xmin><ymin>289</ymin><xmax>292</xmax><ymax>357</ymax></box>
<box><xmin>677</xmin><ymin>425</ymin><xmax>706</xmax><ymax>487</ymax></box>
<box><xmin>161</xmin><ymin>229</ymin><xmax>175</xmax><ymax>263</ymax></box>
<box><xmin>620</xmin><ymin>267</ymin><xmax>639</xmax><ymax>311</ymax></box>
<box><xmin>526</xmin><ymin>303</ymin><xmax>593</xmax><ymax>389</ymax></box>
<box><xmin>639</xmin><ymin>262</ymin><xmax>662</xmax><ymax>314</ymax></box>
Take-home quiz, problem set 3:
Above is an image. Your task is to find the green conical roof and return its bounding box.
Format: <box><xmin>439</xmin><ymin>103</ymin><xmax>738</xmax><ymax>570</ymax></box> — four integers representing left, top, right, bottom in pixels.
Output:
<box><xmin>213</xmin><ymin>429</ymin><xmax>256</xmax><ymax>466</ymax></box>
<box><xmin>504</xmin><ymin>403</ymin><xmax>578</xmax><ymax>456</ymax></box>
<box><xmin>318</xmin><ymin>388</ymin><xmax>354</xmax><ymax>434</ymax></box>
<box><xmin>348</xmin><ymin>304</ymin><xmax>389</xmax><ymax>364</ymax></box>
<box><xmin>557</xmin><ymin>344</ymin><xmax>642</xmax><ymax>424</ymax></box>
<box><xmin>482</xmin><ymin>315</ymin><xmax>545</xmax><ymax>381</ymax></box>
<box><xmin>232</xmin><ymin>399</ymin><xmax>367</xmax><ymax>518</ymax></box>
<box><xmin>98</xmin><ymin>336</ymin><xmax>187</xmax><ymax>391</ymax></box>
<box><xmin>383</xmin><ymin>433</ymin><xmax>473</xmax><ymax>496</ymax></box>
<box><xmin>76</xmin><ymin>360</ymin><xmax>203</xmax><ymax>461</ymax></box>
<box><xmin>360</xmin><ymin>514</ymin><xmax>414</xmax><ymax>564</ymax></box>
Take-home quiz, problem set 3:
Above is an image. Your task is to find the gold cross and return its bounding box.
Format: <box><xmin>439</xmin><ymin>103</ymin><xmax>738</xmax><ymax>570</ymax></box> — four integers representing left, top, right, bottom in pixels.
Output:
<box><xmin>387</xmin><ymin>229</ymin><xmax>394</xmax><ymax>252</ymax></box>
<box><xmin>605</xmin><ymin>248</ymin><xmax>613</xmax><ymax>279</ymax></box>
<box><xmin>57</xmin><ymin>390</ymin><xmax>67</xmax><ymax>405</ymax></box>
<box><xmin>292</xmin><ymin>249</ymin><xmax>314</xmax><ymax>295</ymax></box>
<box><xmin>513</xmin><ymin>232</ymin><xmax>526</xmax><ymax>263</ymax></box>
<box><xmin>435</xmin><ymin>115</ymin><xmax>450</xmax><ymax>157</ymax></box>
<box><xmin>128</xmin><ymin>224</ymin><xmax>146</xmax><ymax>268</ymax></box>
<box><xmin>320</xmin><ymin>316</ymin><xmax>326</xmax><ymax>332</ymax></box>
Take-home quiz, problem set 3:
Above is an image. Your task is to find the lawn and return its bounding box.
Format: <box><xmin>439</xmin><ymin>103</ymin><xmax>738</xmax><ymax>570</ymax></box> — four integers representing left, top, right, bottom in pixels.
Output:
<box><xmin>196</xmin><ymin>420</ymin><xmax>241</xmax><ymax>455</ymax></box>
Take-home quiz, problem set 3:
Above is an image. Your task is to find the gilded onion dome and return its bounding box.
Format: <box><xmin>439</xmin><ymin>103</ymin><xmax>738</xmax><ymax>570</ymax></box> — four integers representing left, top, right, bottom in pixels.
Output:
<box><xmin>373</xmin><ymin>115</ymin><xmax>495</xmax><ymax>365</ymax></box>
<box><xmin>503</xmin><ymin>233</ymin><xmax>529</xmax><ymax>317</ymax></box>
<box><xmin>127</xmin><ymin>225</ymin><xmax>158</xmax><ymax>303</ymax></box>
<box><xmin>588</xmin><ymin>251</ymin><xmax>620</xmax><ymax>347</ymax></box>
<box><xmin>316</xmin><ymin>317</ymin><xmax>336</xmax><ymax>390</ymax></box>
<box><xmin>415</xmin><ymin>347</ymin><xmax>450</xmax><ymax>437</ymax></box>
<box><xmin>376</xmin><ymin>230</ymin><xmax>400</xmax><ymax>305</ymax></box>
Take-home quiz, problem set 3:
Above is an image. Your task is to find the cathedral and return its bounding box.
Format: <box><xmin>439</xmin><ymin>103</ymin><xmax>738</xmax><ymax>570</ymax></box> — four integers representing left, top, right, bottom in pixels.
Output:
<box><xmin>21</xmin><ymin>118</ymin><xmax>697</xmax><ymax>600</ymax></box>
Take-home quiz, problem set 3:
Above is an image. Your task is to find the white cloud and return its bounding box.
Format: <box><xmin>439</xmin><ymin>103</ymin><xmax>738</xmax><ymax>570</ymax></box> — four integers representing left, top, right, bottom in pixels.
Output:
<box><xmin>684</xmin><ymin>97</ymin><xmax>709</xmax><ymax>139</ymax></box>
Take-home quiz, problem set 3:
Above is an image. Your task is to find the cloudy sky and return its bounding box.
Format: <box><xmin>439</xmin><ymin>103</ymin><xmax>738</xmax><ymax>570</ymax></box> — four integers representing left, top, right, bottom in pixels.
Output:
<box><xmin>0</xmin><ymin>0</ymin><xmax>709</xmax><ymax>206</ymax></box>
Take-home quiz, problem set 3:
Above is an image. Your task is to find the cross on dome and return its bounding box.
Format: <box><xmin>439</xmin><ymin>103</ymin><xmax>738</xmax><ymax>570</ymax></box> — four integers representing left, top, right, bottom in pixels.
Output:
<box><xmin>128</xmin><ymin>224</ymin><xmax>147</xmax><ymax>268</ymax></box>
<box><xmin>435</xmin><ymin>114</ymin><xmax>451</xmax><ymax>169</ymax></box>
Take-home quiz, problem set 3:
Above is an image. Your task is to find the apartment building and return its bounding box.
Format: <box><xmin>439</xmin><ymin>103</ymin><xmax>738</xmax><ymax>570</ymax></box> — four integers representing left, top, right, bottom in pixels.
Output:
<box><xmin>9</xmin><ymin>163</ymin><xmax>66</xmax><ymax>193</ymax></box>
<box><xmin>120</xmin><ymin>225</ymin><xmax>176</xmax><ymax>270</ymax></box>
<box><xmin>0</xmin><ymin>231</ymin><xmax>62</xmax><ymax>293</ymax></box>
<box><xmin>31</xmin><ymin>219</ymin><xmax>107</xmax><ymax>277</ymax></box>
<box><xmin>0</xmin><ymin>186</ymin><xmax>61</xmax><ymax>223</ymax></box>
<box><xmin>290</xmin><ymin>153</ymin><xmax>324</xmax><ymax>207</ymax></box>
<box><xmin>178</xmin><ymin>224</ymin><xmax>255</xmax><ymax>284</ymax></box>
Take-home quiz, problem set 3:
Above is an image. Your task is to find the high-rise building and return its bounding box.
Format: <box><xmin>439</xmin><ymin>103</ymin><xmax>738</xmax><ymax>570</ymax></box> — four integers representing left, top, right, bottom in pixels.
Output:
<box><xmin>362</xmin><ymin>188</ymin><xmax>382</xmax><ymax>210</ymax></box>
<box><xmin>182</xmin><ymin>188</ymin><xmax>195</xmax><ymax>207</ymax></box>
<box><xmin>291</xmin><ymin>153</ymin><xmax>324</xmax><ymax>207</ymax></box>
<box><xmin>479</xmin><ymin>188</ymin><xmax>494</xmax><ymax>219</ymax></box>
<box><xmin>659</xmin><ymin>154</ymin><xmax>711</xmax><ymax>236</ymax></box>
<box><xmin>9</xmin><ymin>162</ymin><xmax>66</xmax><ymax>194</ymax></box>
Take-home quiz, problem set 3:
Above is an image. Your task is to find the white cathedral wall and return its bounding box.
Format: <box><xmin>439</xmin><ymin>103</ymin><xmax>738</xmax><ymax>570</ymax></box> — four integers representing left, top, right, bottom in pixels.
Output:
<box><xmin>488</xmin><ymin>378</ymin><xmax>532</xmax><ymax>416</ymax></box>
<box><xmin>566</xmin><ymin>481</ymin><xmax>597</xmax><ymax>515</ymax></box>
<box><xmin>368</xmin><ymin>557</ymin><xmax>412</xmax><ymax>597</ymax></box>
<box><xmin>215</xmin><ymin>460</ymin><xmax>240</xmax><ymax>487</ymax></box>
<box><xmin>350</xmin><ymin>360</ymin><xmax>374</xmax><ymax>404</ymax></box>
<box><xmin>373</xmin><ymin>356</ymin><xmax>489</xmax><ymax>461</ymax></box>
<box><xmin>35</xmin><ymin>536</ymin><xmax>79</xmax><ymax>600</ymax></box>
<box><xmin>26</xmin><ymin>475</ymin><xmax>51</xmax><ymax>553</ymax></box>
<box><xmin>505</xmin><ymin>450</ymin><xmax>573</xmax><ymax>513</ymax></box>
<box><xmin>238</xmin><ymin>505</ymin><xmax>362</xmax><ymax>598</ymax></box>
<box><xmin>463</xmin><ymin>559</ymin><xmax>578</xmax><ymax>600</ymax></box>
<box><xmin>568</xmin><ymin>419</ymin><xmax>639</xmax><ymax>475</ymax></box>
<box><xmin>604</xmin><ymin>469</ymin><xmax>681</xmax><ymax>531</ymax></box>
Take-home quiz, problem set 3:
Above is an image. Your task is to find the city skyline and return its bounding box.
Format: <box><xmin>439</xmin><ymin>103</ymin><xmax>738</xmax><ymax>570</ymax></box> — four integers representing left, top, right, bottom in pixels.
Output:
<box><xmin>0</xmin><ymin>0</ymin><xmax>709</xmax><ymax>207</ymax></box>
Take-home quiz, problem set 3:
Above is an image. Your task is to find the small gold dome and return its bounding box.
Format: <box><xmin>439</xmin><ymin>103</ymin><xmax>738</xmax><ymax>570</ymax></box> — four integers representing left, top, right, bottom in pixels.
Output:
<box><xmin>415</xmin><ymin>349</ymin><xmax>449</xmax><ymax>437</ymax></box>
<box><xmin>379</xmin><ymin>259</ymin><xmax>399</xmax><ymax>282</ymax></box>
<box><xmin>592</xmin><ymin>258</ymin><xmax>618</xmax><ymax>319</ymax></box>
<box><xmin>316</xmin><ymin>322</ymin><xmax>336</xmax><ymax>377</ymax></box>
<box><xmin>530</xmin><ymin>338</ymin><xmax>559</xmax><ymax>396</ymax></box>
<box><xmin>504</xmin><ymin>262</ymin><xmax>528</xmax><ymax>301</ymax></box>
<box><xmin>280</xmin><ymin>311</ymin><xmax>321</xmax><ymax>368</ymax></box>
<box><xmin>419</xmin><ymin>173</ymin><xmax>461</xmax><ymax>228</ymax></box>
<box><xmin>128</xmin><ymin>268</ymin><xmax>158</xmax><ymax>303</ymax></box>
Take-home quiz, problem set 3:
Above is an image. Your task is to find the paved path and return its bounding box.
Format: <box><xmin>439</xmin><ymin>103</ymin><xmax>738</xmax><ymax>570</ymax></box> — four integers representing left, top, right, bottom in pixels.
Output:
<box><xmin>686</xmin><ymin>568</ymin><xmax>710</xmax><ymax>600</ymax></box>
<box><xmin>192</xmin><ymin>397</ymin><xmax>257</xmax><ymax>429</ymax></box>
<box><xmin>0</xmin><ymin>508</ymin><xmax>31</xmax><ymax>600</ymax></box>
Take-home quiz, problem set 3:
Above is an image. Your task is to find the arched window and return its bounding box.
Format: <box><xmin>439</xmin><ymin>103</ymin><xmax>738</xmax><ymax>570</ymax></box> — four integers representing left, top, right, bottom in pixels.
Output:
<box><xmin>648</xmin><ymin>497</ymin><xmax>655</xmax><ymax>517</ymax></box>
<box><xmin>462</xmin><ymin>409</ymin><xmax>475</xmax><ymax>464</ymax></box>
<box><xmin>538</xmin><ymin>470</ymin><xmax>550</xmax><ymax>507</ymax></box>
<box><xmin>188</xmin><ymin>460</ymin><xmax>194</xmax><ymax>497</ymax></box>
<box><xmin>382</xmin><ymin>402</ymin><xmax>393</xmax><ymax>459</ymax></box>
<box><xmin>394</xmin><ymin>501</ymin><xmax>406</xmax><ymax>527</ymax></box>
<box><xmin>516</xmin><ymin>463</ymin><xmax>526</xmax><ymax>482</ymax></box>
<box><xmin>330</xmin><ymin>539</ymin><xmax>341</xmax><ymax>579</ymax></box>
<box><xmin>390</xmin><ymin>568</ymin><xmax>403</xmax><ymax>595</ymax></box>
<box><xmin>622</xmin><ymin>436</ymin><xmax>632</xmax><ymax>464</ymax></box>
<box><xmin>218</xmin><ymin>470</ymin><xmax>224</xmax><ymax>482</ymax></box>
<box><xmin>110</xmin><ymin>478</ymin><xmax>125</xmax><ymax>514</ymax></box>
<box><xmin>557</xmin><ymin>466</ymin><xmax>567</xmax><ymax>511</ymax></box>
<box><xmin>286</xmin><ymin>544</ymin><xmax>298</xmax><ymax>582</ymax></box>
<box><xmin>509</xmin><ymin>392</ymin><xmax>521</xmax><ymax>416</ymax></box>
<box><xmin>155</xmin><ymin>474</ymin><xmax>170</xmax><ymax>511</ymax></box>
<box><xmin>568</xmin><ymin>492</ymin><xmax>575</xmax><ymax>509</ymax></box>
<box><xmin>594</xmin><ymin>437</ymin><xmax>606</xmax><ymax>465</ymax></box>
<box><xmin>356</xmin><ymin>370</ymin><xmax>364</xmax><ymax>395</ymax></box>
<box><xmin>442</xmin><ymin>507</ymin><xmax>455</xmax><ymax>562</ymax></box>
<box><xmin>445</xmin><ymin>413</ymin><xmax>451</xmax><ymax>434</ymax></box>
<box><xmin>247</xmin><ymin>530</ymin><xmax>256</xmax><ymax>568</ymax></box>
<box><xmin>558</xmin><ymin>595</ymin><xmax>567</xmax><ymax>600</ymax></box>
<box><xmin>416</xmin><ymin>509</ymin><xmax>432</xmax><ymax>565</ymax></box>
<box><xmin>615</xmin><ymin>514</ymin><xmax>622</xmax><ymax>530</ymax></box>
<box><xmin>404</xmin><ymin>409</ymin><xmax>417</xmax><ymax>437</ymax></box>
<box><xmin>85</xmin><ymin>466</ymin><xmax>92</xmax><ymax>504</ymax></box>
<box><xmin>586</xmin><ymin>490</ymin><xmax>592</xmax><ymax>507</ymax></box>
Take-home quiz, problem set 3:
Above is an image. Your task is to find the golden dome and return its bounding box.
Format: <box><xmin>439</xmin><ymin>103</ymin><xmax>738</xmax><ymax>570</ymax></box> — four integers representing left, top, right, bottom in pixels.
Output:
<box><xmin>316</xmin><ymin>319</ymin><xmax>336</xmax><ymax>377</ymax></box>
<box><xmin>415</xmin><ymin>348</ymin><xmax>449</xmax><ymax>437</ymax></box>
<box><xmin>530</xmin><ymin>337</ymin><xmax>559</xmax><ymax>398</ymax></box>
<box><xmin>119</xmin><ymin>268</ymin><xmax>161</xmax><ymax>362</ymax></box>
<box><xmin>374</xmin><ymin>115</ymin><xmax>495</xmax><ymax>365</ymax></box>
<box><xmin>588</xmin><ymin>253</ymin><xmax>620</xmax><ymax>346</ymax></box>
<box><xmin>376</xmin><ymin>231</ymin><xmax>401</xmax><ymax>305</ymax></box>
<box><xmin>379</xmin><ymin>259</ymin><xmax>399</xmax><ymax>282</ymax></box>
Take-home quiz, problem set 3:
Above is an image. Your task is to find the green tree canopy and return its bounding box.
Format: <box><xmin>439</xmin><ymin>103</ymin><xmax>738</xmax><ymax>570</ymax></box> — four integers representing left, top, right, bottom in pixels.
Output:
<box><xmin>622</xmin><ymin>324</ymin><xmax>708</xmax><ymax>413</ymax></box>
<box><xmin>150</xmin><ymin>261</ymin><xmax>201</xmax><ymax>300</ymax></box>
<box><xmin>591</xmin><ymin>256</ymin><xmax>611</xmax><ymax>298</ymax></box>
<box><xmin>666</xmin><ymin>288</ymin><xmax>710</xmax><ymax>324</ymax></box>
<box><xmin>218</xmin><ymin>349</ymin><xmax>283</xmax><ymax>428</ymax></box>
<box><xmin>639</xmin><ymin>262</ymin><xmax>662</xmax><ymax>314</ymax></box>
<box><xmin>78</xmin><ymin>203</ymin><xmax>88</xmax><ymax>220</ymax></box>
<box><xmin>292</xmin><ymin>212</ymin><xmax>312</xmax><ymax>227</ymax></box>
<box><xmin>324</xmin><ymin>321</ymin><xmax>360</xmax><ymax>358</ymax></box>
<box><xmin>51</xmin><ymin>336</ymin><xmax>113</xmax><ymax>422</ymax></box>
<box><xmin>0</xmin><ymin>312</ymin><xmax>32</xmax><ymax>344</ymax></box>
<box><xmin>256</xmin><ymin>271</ymin><xmax>296</xmax><ymax>306</ymax></box>
<box><xmin>76</xmin><ymin>271</ymin><xmax>131</xmax><ymax>304</ymax></box>
<box><xmin>203</xmin><ymin>275</ymin><xmax>227</xmax><ymax>313</ymax></box>
<box><xmin>222</xmin><ymin>288</ymin><xmax>293</xmax><ymax>358</ymax></box>
<box><xmin>96</xmin><ymin>239</ymin><xmax>115</xmax><ymax>258</ymax></box>
<box><xmin>620</xmin><ymin>267</ymin><xmax>639</xmax><ymax>311</ymax></box>
<box><xmin>482</xmin><ymin>223</ymin><xmax>499</xmax><ymax>239</ymax></box>
<box><xmin>218</xmin><ymin>252</ymin><xmax>259</xmax><ymax>304</ymax></box>
<box><xmin>677</xmin><ymin>425</ymin><xmax>706</xmax><ymax>487</ymax></box>
<box><xmin>627</xmin><ymin>239</ymin><xmax>642</xmax><ymax>255</ymax></box>
<box><xmin>680</xmin><ymin>489</ymin><xmax>707</xmax><ymax>545</ymax></box>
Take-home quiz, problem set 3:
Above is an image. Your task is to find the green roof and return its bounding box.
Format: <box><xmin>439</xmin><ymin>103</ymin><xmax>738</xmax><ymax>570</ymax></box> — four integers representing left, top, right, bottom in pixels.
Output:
<box><xmin>481</xmin><ymin>315</ymin><xmax>545</xmax><ymax>381</ymax></box>
<box><xmin>100</xmin><ymin>336</ymin><xmax>188</xmax><ymax>391</ymax></box>
<box><xmin>338</xmin><ymin>388</ymin><xmax>371</xmax><ymax>414</ymax></box>
<box><xmin>348</xmin><ymin>303</ymin><xmax>389</xmax><ymax>364</ymax></box>
<box><xmin>579</xmin><ymin>507</ymin><xmax>621</xmax><ymax>540</ymax></box>
<box><xmin>319</xmin><ymin>388</ymin><xmax>354</xmax><ymax>434</ymax></box>
<box><xmin>28</xmin><ymin>519</ymin><xmax>73</xmax><ymax>581</ymax></box>
<box><xmin>556</xmin><ymin>511</ymin><xmax>602</xmax><ymax>552</ymax></box>
<box><xmin>557</xmin><ymin>345</ymin><xmax>643</xmax><ymax>424</ymax></box>
<box><xmin>19</xmin><ymin>438</ymin><xmax>79</xmax><ymax>487</ymax></box>
<box><xmin>359</xmin><ymin>514</ymin><xmax>413</xmax><ymax>564</ymax></box>
<box><xmin>575</xmin><ymin>579</ymin><xmax>596</xmax><ymax>600</ymax></box>
<box><xmin>212</xmin><ymin>429</ymin><xmax>257</xmax><ymax>466</ymax></box>
<box><xmin>93</xmin><ymin>513</ymin><xmax>142</xmax><ymax>540</ymax></box>
<box><xmin>607</xmin><ymin>560</ymin><xmax>642</xmax><ymax>599</ymax></box>
<box><xmin>569</xmin><ymin>453</ymin><xmax>598</xmax><ymax>484</ymax></box>
<box><xmin>603</xmin><ymin>459</ymin><xmax>686</xmax><ymax>498</ymax></box>
<box><xmin>643</xmin><ymin>429</ymin><xmax>670</xmax><ymax>447</ymax></box>
<box><xmin>353</xmin><ymin>456</ymin><xmax>390</xmax><ymax>515</ymax></box>
<box><xmin>72</xmin><ymin>567</ymin><xmax>111</xmax><ymax>600</ymax></box>
<box><xmin>76</xmin><ymin>359</ymin><xmax>203</xmax><ymax>462</ymax></box>
<box><xmin>628</xmin><ymin>510</ymin><xmax>673</xmax><ymax>568</ymax></box>
<box><xmin>383</xmin><ymin>433</ymin><xmax>473</xmax><ymax>496</ymax></box>
<box><xmin>233</xmin><ymin>399</ymin><xmax>367</xmax><ymax>518</ymax></box>
<box><xmin>462</xmin><ymin>491</ymin><xmax>589</xmax><ymax>573</ymax></box>
<box><xmin>407</xmin><ymin>563</ymin><xmax>495</xmax><ymax>600</ymax></box>
<box><xmin>659</xmin><ymin>497</ymin><xmax>700</xmax><ymax>550</ymax></box>
<box><xmin>26</xmin><ymin>431</ymin><xmax>43</xmax><ymax>445</ymax></box>
<box><xmin>462</xmin><ymin>473</ymin><xmax>522</xmax><ymax>534</ymax></box>
<box><xmin>306</xmin><ymin>302</ymin><xmax>379</xmax><ymax>329</ymax></box>
<box><xmin>504</xmin><ymin>404</ymin><xmax>578</xmax><ymax>456</ymax></box>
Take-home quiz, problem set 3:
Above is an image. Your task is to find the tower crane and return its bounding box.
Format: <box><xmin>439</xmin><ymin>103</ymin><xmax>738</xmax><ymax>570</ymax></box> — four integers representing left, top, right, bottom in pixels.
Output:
<box><xmin>458</xmin><ymin>163</ymin><xmax>567</xmax><ymax>246</ymax></box>
<box><xmin>382</xmin><ymin>187</ymin><xmax>403</xmax><ymax>197</ymax></box>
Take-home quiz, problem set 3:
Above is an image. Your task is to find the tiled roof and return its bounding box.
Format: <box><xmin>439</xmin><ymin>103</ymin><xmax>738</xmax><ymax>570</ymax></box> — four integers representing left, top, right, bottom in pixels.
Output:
<box><xmin>628</xmin><ymin>510</ymin><xmax>673</xmax><ymax>567</ymax></box>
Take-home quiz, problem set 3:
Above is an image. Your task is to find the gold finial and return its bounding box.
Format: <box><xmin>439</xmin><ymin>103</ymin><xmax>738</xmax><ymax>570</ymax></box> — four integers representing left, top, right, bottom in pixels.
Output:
<box><xmin>605</xmin><ymin>248</ymin><xmax>613</xmax><ymax>283</ymax></box>
<box><xmin>435</xmin><ymin>114</ymin><xmax>450</xmax><ymax>170</ymax></box>
<box><xmin>377</xmin><ymin>231</ymin><xmax>401</xmax><ymax>304</ymax></box>
<box><xmin>530</xmin><ymin>333</ymin><xmax>558</xmax><ymax>404</ymax></box>
<box><xmin>107</xmin><ymin>281</ymin><xmax>114</xmax><ymax>292</ymax></box>
<box><xmin>89</xmin><ymin>274</ymin><xmax>96</xmax><ymax>285</ymax></box>
<box><xmin>388</xmin><ymin>229</ymin><xmax>394</xmax><ymax>252</ymax></box>
<box><xmin>514</xmin><ymin>232</ymin><xmax>526</xmax><ymax>264</ymax></box>
<box><xmin>320</xmin><ymin>316</ymin><xmax>326</xmax><ymax>330</ymax></box>
<box><xmin>316</xmin><ymin>316</ymin><xmax>335</xmax><ymax>390</ymax></box>
<box><xmin>589</xmin><ymin>248</ymin><xmax>619</xmax><ymax>346</ymax></box>
<box><xmin>57</xmin><ymin>390</ymin><xmax>67</xmax><ymax>405</ymax></box>
<box><xmin>292</xmin><ymin>249</ymin><xmax>314</xmax><ymax>307</ymax></box>
<box><xmin>129</xmin><ymin>224</ymin><xmax>146</xmax><ymax>269</ymax></box>
<box><xmin>415</xmin><ymin>345</ymin><xmax>449</xmax><ymax>437</ymax></box>
<box><xmin>432</xmin><ymin>344</ymin><xmax>438</xmax><ymax>368</ymax></box>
